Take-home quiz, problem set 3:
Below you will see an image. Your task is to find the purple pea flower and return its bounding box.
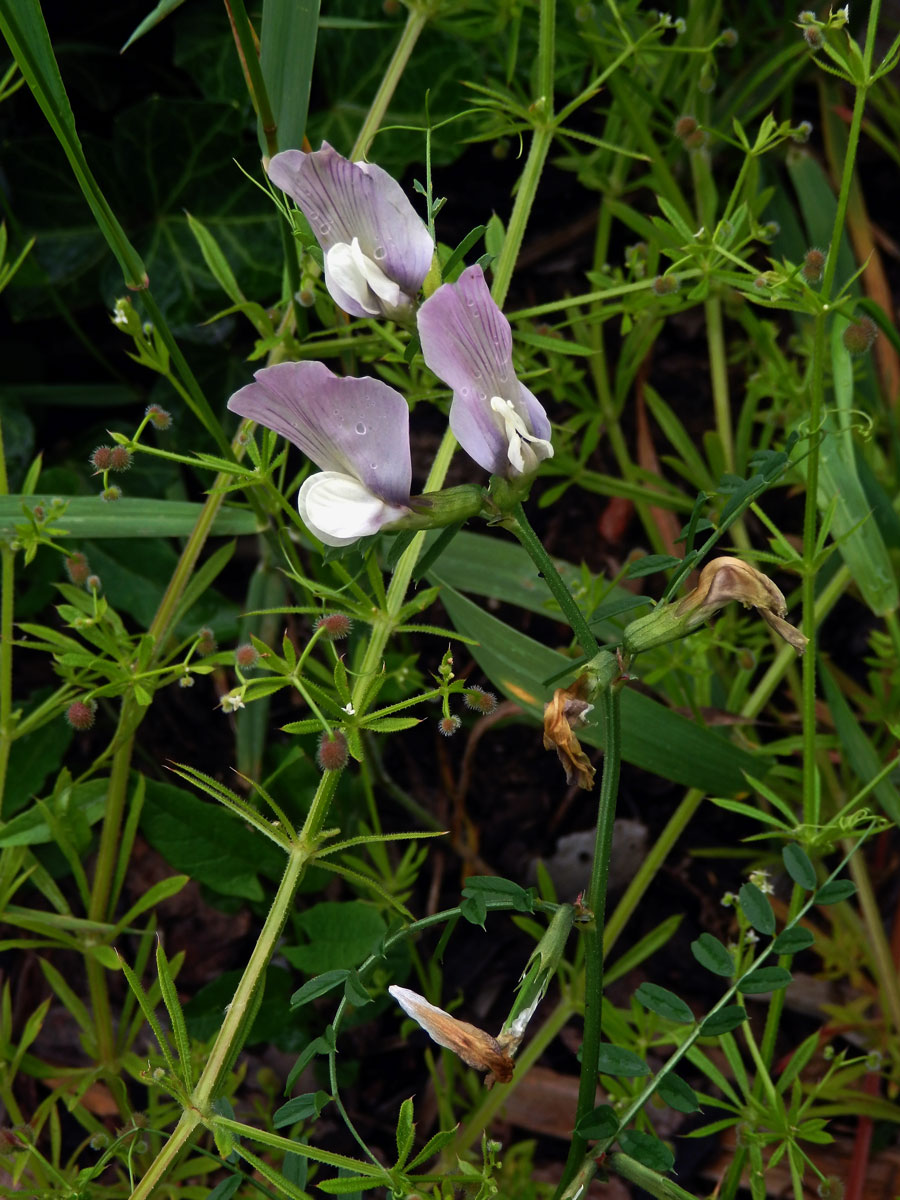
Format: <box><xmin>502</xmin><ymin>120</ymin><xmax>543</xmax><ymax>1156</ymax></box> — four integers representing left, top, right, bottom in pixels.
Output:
<box><xmin>416</xmin><ymin>265</ymin><xmax>553</xmax><ymax>478</ymax></box>
<box><xmin>227</xmin><ymin>362</ymin><xmax>413</xmax><ymax>547</ymax></box>
<box><xmin>267</xmin><ymin>142</ymin><xmax>434</xmax><ymax>322</ymax></box>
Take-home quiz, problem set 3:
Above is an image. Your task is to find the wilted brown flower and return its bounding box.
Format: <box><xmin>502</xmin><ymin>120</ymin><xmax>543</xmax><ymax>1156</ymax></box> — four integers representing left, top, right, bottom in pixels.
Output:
<box><xmin>542</xmin><ymin>678</ymin><xmax>596</xmax><ymax>791</ymax></box>
<box><xmin>677</xmin><ymin>557</ymin><xmax>808</xmax><ymax>653</ymax></box>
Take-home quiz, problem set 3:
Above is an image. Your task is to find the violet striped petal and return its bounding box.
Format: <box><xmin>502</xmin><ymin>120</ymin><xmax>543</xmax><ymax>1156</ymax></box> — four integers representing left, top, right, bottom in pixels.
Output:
<box><xmin>416</xmin><ymin>265</ymin><xmax>553</xmax><ymax>477</ymax></box>
<box><xmin>227</xmin><ymin>361</ymin><xmax>412</xmax><ymax>504</ymax></box>
<box><xmin>267</xmin><ymin>143</ymin><xmax>434</xmax><ymax>320</ymax></box>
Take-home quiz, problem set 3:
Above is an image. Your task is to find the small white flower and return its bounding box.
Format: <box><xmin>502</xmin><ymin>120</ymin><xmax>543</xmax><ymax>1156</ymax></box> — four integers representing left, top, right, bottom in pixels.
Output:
<box><xmin>745</xmin><ymin>929</ymin><xmax>760</xmax><ymax>944</ymax></box>
<box><xmin>220</xmin><ymin>690</ymin><xmax>246</xmax><ymax>713</ymax></box>
<box><xmin>112</xmin><ymin>301</ymin><xmax>129</xmax><ymax>326</ymax></box>
<box><xmin>343</xmin><ymin>701</ymin><xmax>355</xmax><ymax>715</ymax></box>
<box><xmin>750</xmin><ymin>869</ymin><xmax>774</xmax><ymax>894</ymax></box>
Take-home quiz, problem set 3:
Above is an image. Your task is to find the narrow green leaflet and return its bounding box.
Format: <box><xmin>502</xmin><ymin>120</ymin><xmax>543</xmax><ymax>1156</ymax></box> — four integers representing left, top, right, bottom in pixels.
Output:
<box><xmin>699</xmin><ymin>1006</ymin><xmax>747</xmax><ymax>1035</ymax></box>
<box><xmin>617</xmin><ymin>1129</ymin><xmax>675</xmax><ymax>1174</ymax></box>
<box><xmin>596</xmin><ymin>1044</ymin><xmax>650</xmax><ymax>1077</ymax></box>
<box><xmin>738</xmin><ymin>967</ymin><xmax>793</xmax><ymax>995</ymax></box>
<box><xmin>782</xmin><ymin>844</ymin><xmax>817</xmax><ymax>890</ymax></box>
<box><xmin>772</xmin><ymin>927</ymin><xmax>815</xmax><ymax>955</ymax></box>
<box><xmin>273</xmin><ymin>1092</ymin><xmax>331</xmax><ymax>1127</ymax></box>
<box><xmin>738</xmin><ymin>882</ymin><xmax>775</xmax><ymax>935</ymax></box>
<box><xmin>575</xmin><ymin>1105</ymin><xmax>619</xmax><ymax>1139</ymax></box>
<box><xmin>634</xmin><ymin>982</ymin><xmax>694</xmax><ymax>1024</ymax></box>
<box><xmin>656</xmin><ymin>1072</ymin><xmax>700</xmax><ymax>1114</ymax></box>
<box><xmin>290</xmin><ymin>971</ymin><xmax>350</xmax><ymax>1008</ymax></box>
<box><xmin>814</xmin><ymin>879</ymin><xmax>857</xmax><ymax>905</ymax></box>
<box><xmin>691</xmin><ymin>933</ymin><xmax>734</xmax><ymax>978</ymax></box>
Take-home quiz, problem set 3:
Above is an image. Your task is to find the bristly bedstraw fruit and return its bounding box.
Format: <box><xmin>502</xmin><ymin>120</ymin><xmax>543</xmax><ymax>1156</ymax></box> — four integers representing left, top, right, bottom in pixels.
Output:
<box><xmin>802</xmin><ymin>248</ymin><xmax>825</xmax><ymax>284</ymax></box>
<box><xmin>66</xmin><ymin>700</ymin><xmax>97</xmax><ymax>730</ymax></box>
<box><xmin>316</xmin><ymin>731</ymin><xmax>349</xmax><ymax>771</ymax></box>
<box><xmin>65</xmin><ymin>552</ymin><xmax>90</xmax><ymax>586</ymax></box>
<box><xmin>842</xmin><ymin>316</ymin><xmax>878</xmax><ymax>356</ymax></box>
<box><xmin>90</xmin><ymin>446</ymin><xmax>113</xmax><ymax>472</ymax></box>
<box><xmin>464</xmin><ymin>687</ymin><xmax>498</xmax><ymax>715</ymax></box>
<box><xmin>146</xmin><ymin>404</ymin><xmax>172</xmax><ymax>430</ymax></box>
<box><xmin>315</xmin><ymin>613</ymin><xmax>352</xmax><ymax>640</ymax></box>
<box><xmin>438</xmin><ymin>715</ymin><xmax>462</xmax><ymax>737</ymax></box>
<box><xmin>109</xmin><ymin>446</ymin><xmax>132</xmax><ymax>471</ymax></box>
<box><xmin>235</xmin><ymin>643</ymin><xmax>260</xmax><ymax>669</ymax></box>
<box><xmin>196</xmin><ymin>627</ymin><xmax>217</xmax><ymax>656</ymax></box>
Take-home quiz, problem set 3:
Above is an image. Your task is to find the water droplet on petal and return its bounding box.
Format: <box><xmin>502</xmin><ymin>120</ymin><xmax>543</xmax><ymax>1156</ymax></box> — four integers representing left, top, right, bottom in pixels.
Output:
<box><xmin>460</xmin><ymin>386</ymin><xmax>470</xmax><ymax>397</ymax></box>
<box><xmin>373</xmin><ymin>245</ymin><xmax>386</xmax><ymax>260</ymax></box>
<box><xmin>356</xmin><ymin>422</ymin><xmax>367</xmax><ymax>434</ymax></box>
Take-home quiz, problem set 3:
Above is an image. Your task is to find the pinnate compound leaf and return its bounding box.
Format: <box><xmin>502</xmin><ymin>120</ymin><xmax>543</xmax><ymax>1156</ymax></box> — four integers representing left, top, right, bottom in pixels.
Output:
<box><xmin>575</xmin><ymin>1105</ymin><xmax>619</xmax><ymax>1139</ymax></box>
<box><xmin>738</xmin><ymin>966</ymin><xmax>793</xmax><ymax>995</ymax></box>
<box><xmin>738</xmin><ymin>882</ymin><xmax>775</xmax><ymax>935</ymax></box>
<box><xmin>782</xmin><ymin>844</ymin><xmax>817</xmax><ymax>890</ymax></box>
<box><xmin>691</xmin><ymin>933</ymin><xmax>734</xmax><ymax>977</ymax></box>
<box><xmin>635</xmin><ymin>982</ymin><xmax>694</xmax><ymax>1024</ymax></box>
<box><xmin>700</xmin><ymin>1005</ymin><xmax>747</xmax><ymax>1035</ymax></box>
<box><xmin>656</xmin><ymin>1072</ymin><xmax>701</xmax><ymax>1114</ymax></box>
<box><xmin>617</xmin><ymin>1129</ymin><xmax>675</xmax><ymax>1173</ymax></box>
<box><xmin>596</xmin><ymin>1044</ymin><xmax>650</xmax><ymax>1077</ymax></box>
<box><xmin>814</xmin><ymin>879</ymin><xmax>857</xmax><ymax>905</ymax></box>
<box><xmin>772</xmin><ymin>927</ymin><xmax>815</xmax><ymax>955</ymax></box>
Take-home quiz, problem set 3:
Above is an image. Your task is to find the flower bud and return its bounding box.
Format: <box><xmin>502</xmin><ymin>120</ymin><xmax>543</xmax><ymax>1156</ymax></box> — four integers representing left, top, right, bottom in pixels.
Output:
<box><xmin>179</xmin><ymin>674</ymin><xmax>195</xmax><ymax>688</ymax></box>
<box><xmin>842</xmin><ymin>316</ymin><xmax>877</xmax><ymax>356</ymax></box>
<box><xmin>720</xmin><ymin>27</ymin><xmax>738</xmax><ymax>46</ymax></box>
<box><xmin>65</xmin><ymin>552</ymin><xmax>91</xmax><ymax>586</ymax></box>
<box><xmin>792</xmin><ymin>120</ymin><xmax>813</xmax><ymax>143</ymax></box>
<box><xmin>315</xmin><ymin>612</ymin><xmax>352</xmax><ymax>640</ymax></box>
<box><xmin>66</xmin><ymin>699</ymin><xmax>97</xmax><ymax>730</ymax></box>
<box><xmin>316</xmin><ymin>730</ymin><xmax>349</xmax><ymax>771</ymax></box>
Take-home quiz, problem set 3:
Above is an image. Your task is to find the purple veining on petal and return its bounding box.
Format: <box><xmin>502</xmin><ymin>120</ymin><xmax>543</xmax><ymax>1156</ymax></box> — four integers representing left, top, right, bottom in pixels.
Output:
<box><xmin>227</xmin><ymin>361</ymin><xmax>412</xmax><ymax>503</ymax></box>
<box><xmin>267</xmin><ymin>144</ymin><xmax>433</xmax><ymax>315</ymax></box>
<box><xmin>417</xmin><ymin>265</ymin><xmax>552</xmax><ymax>476</ymax></box>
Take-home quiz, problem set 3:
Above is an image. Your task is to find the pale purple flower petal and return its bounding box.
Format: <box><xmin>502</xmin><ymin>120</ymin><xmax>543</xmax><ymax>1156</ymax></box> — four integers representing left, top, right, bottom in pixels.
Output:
<box><xmin>267</xmin><ymin>143</ymin><xmax>434</xmax><ymax>320</ymax></box>
<box><xmin>227</xmin><ymin>362</ymin><xmax>413</xmax><ymax>546</ymax></box>
<box><xmin>227</xmin><ymin>361</ymin><xmax>411</xmax><ymax>502</ymax></box>
<box><xmin>416</xmin><ymin>265</ymin><xmax>553</xmax><ymax>477</ymax></box>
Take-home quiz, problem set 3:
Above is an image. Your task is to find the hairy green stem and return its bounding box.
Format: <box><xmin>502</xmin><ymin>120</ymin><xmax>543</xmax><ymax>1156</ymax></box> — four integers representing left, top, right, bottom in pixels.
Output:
<box><xmin>555</xmin><ymin>684</ymin><xmax>622</xmax><ymax>1198</ymax></box>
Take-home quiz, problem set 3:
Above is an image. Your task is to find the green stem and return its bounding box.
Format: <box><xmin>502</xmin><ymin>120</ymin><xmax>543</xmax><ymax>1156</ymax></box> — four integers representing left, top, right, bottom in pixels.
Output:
<box><xmin>507</xmin><ymin>502</ymin><xmax>598</xmax><ymax>657</ymax></box>
<box><xmin>555</xmin><ymin>684</ymin><xmax>622</xmax><ymax>1198</ymax></box>
<box><xmin>131</xmin><ymin>768</ymin><xmax>341</xmax><ymax>1200</ymax></box>
<box><xmin>350</xmin><ymin>4</ymin><xmax>430</xmax><ymax>162</ymax></box>
<box><xmin>607</xmin><ymin>1152</ymin><xmax>700</xmax><ymax>1200</ymax></box>
<box><xmin>0</xmin><ymin>548</ymin><xmax>12</xmax><ymax>822</ymax></box>
<box><xmin>704</xmin><ymin>294</ymin><xmax>735</xmax><ymax>475</ymax></box>
<box><xmin>801</xmin><ymin>5</ymin><xmax>878</xmax><ymax>831</ymax></box>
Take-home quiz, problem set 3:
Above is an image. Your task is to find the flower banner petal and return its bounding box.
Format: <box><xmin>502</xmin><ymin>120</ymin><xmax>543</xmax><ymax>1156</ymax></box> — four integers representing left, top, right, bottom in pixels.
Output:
<box><xmin>227</xmin><ymin>361</ymin><xmax>412</xmax><ymax>503</ymax></box>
